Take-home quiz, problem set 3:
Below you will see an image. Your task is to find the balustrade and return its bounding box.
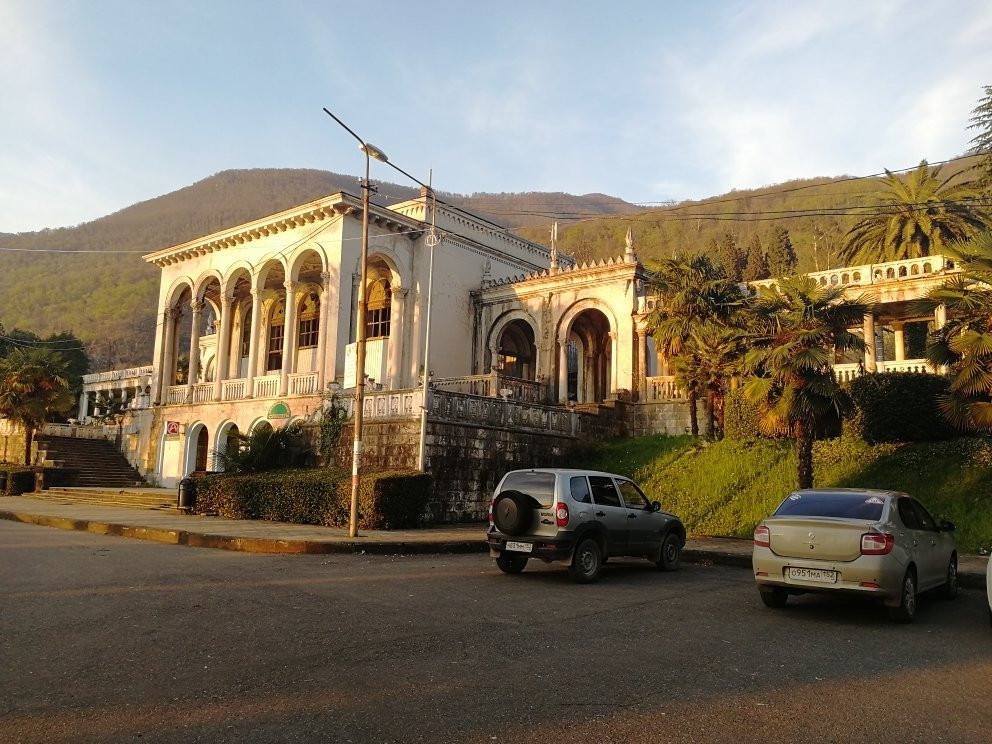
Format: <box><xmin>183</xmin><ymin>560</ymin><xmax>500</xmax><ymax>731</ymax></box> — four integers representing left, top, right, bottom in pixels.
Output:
<box><xmin>289</xmin><ymin>372</ymin><xmax>319</xmax><ymax>396</ymax></box>
<box><xmin>644</xmin><ymin>376</ymin><xmax>685</xmax><ymax>401</ymax></box>
<box><xmin>166</xmin><ymin>386</ymin><xmax>187</xmax><ymax>405</ymax></box>
<box><xmin>253</xmin><ymin>375</ymin><xmax>280</xmax><ymax>399</ymax></box>
<box><xmin>222</xmin><ymin>379</ymin><xmax>246</xmax><ymax>401</ymax></box>
<box><xmin>191</xmin><ymin>383</ymin><xmax>213</xmax><ymax>403</ymax></box>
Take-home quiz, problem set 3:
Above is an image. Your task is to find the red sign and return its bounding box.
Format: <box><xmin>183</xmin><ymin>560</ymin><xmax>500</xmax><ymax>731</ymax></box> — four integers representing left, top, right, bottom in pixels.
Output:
<box><xmin>166</xmin><ymin>421</ymin><xmax>181</xmax><ymax>435</ymax></box>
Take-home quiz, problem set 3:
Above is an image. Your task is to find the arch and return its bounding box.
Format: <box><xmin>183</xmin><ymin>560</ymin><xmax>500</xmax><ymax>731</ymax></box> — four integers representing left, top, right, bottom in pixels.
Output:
<box><xmin>213</xmin><ymin>420</ymin><xmax>241</xmax><ymax>471</ymax></box>
<box><xmin>556</xmin><ymin>302</ymin><xmax>615</xmax><ymax>404</ymax></box>
<box><xmin>853</xmin><ymin>271</ymin><xmax>862</xmax><ymax>281</ymax></box>
<box><xmin>366</xmin><ymin>248</ymin><xmax>405</xmax><ymax>289</ymax></box>
<box><xmin>164</xmin><ymin>276</ymin><xmax>195</xmax><ymax>309</ymax></box>
<box><xmin>253</xmin><ymin>254</ymin><xmax>289</xmax><ymax>291</ymax></box>
<box><xmin>819</xmin><ymin>277</ymin><xmax>828</xmax><ymax>286</ymax></box>
<box><xmin>841</xmin><ymin>273</ymin><xmax>850</xmax><ymax>284</ymax></box>
<box><xmin>193</xmin><ymin>270</ymin><xmax>224</xmax><ymax>300</ymax></box>
<box><xmin>911</xmin><ymin>263</ymin><xmax>920</xmax><ymax>275</ymax></box>
<box><xmin>222</xmin><ymin>262</ymin><xmax>254</xmax><ymax>296</ymax></box>
<box><xmin>830</xmin><ymin>274</ymin><xmax>839</xmax><ymax>285</ymax></box>
<box><xmin>556</xmin><ymin>298</ymin><xmax>618</xmax><ymax>343</ymax></box>
<box><xmin>898</xmin><ymin>266</ymin><xmax>907</xmax><ymax>278</ymax></box>
<box><xmin>183</xmin><ymin>422</ymin><xmax>209</xmax><ymax>477</ymax></box>
<box><xmin>247</xmin><ymin>418</ymin><xmax>273</xmax><ymax>436</ymax></box>
<box><xmin>885</xmin><ymin>268</ymin><xmax>895</xmax><ymax>279</ymax></box>
<box><xmin>923</xmin><ymin>262</ymin><xmax>933</xmax><ymax>273</ymax></box>
<box><xmin>495</xmin><ymin>319</ymin><xmax>538</xmax><ymax>380</ymax></box>
<box><xmin>487</xmin><ymin>309</ymin><xmax>541</xmax><ymax>374</ymax></box>
<box><xmin>287</xmin><ymin>245</ymin><xmax>329</xmax><ymax>282</ymax></box>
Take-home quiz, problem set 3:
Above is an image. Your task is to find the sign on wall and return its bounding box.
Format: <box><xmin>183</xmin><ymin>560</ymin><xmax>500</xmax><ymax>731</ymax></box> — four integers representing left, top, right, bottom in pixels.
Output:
<box><xmin>165</xmin><ymin>421</ymin><xmax>181</xmax><ymax>441</ymax></box>
<box><xmin>268</xmin><ymin>402</ymin><xmax>291</xmax><ymax>420</ymax></box>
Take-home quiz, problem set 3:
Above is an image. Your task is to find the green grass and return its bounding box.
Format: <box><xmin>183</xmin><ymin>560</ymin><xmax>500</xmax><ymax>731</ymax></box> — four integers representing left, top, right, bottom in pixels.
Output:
<box><xmin>567</xmin><ymin>435</ymin><xmax>992</xmax><ymax>554</ymax></box>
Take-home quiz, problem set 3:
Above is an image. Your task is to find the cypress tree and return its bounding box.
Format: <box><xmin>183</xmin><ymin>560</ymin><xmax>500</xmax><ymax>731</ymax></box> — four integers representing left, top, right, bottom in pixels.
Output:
<box><xmin>743</xmin><ymin>234</ymin><xmax>770</xmax><ymax>281</ymax></box>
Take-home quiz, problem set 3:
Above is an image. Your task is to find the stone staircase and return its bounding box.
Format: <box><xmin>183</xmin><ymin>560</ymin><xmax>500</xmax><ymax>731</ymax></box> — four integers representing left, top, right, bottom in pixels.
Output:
<box><xmin>34</xmin><ymin>487</ymin><xmax>178</xmax><ymax>511</ymax></box>
<box><xmin>35</xmin><ymin>435</ymin><xmax>146</xmax><ymax>489</ymax></box>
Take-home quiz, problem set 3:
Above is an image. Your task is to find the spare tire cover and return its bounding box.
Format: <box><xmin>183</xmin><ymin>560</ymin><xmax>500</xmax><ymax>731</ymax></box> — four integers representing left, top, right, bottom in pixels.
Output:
<box><xmin>492</xmin><ymin>491</ymin><xmax>532</xmax><ymax>536</ymax></box>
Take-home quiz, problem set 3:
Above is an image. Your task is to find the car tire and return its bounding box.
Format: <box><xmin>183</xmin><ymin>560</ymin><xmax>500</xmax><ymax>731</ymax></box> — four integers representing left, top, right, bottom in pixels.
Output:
<box><xmin>888</xmin><ymin>568</ymin><xmax>917</xmax><ymax>623</ymax></box>
<box><xmin>569</xmin><ymin>539</ymin><xmax>603</xmax><ymax>584</ymax></box>
<box><xmin>655</xmin><ymin>531</ymin><xmax>682</xmax><ymax>572</ymax></box>
<box><xmin>939</xmin><ymin>556</ymin><xmax>958</xmax><ymax>600</ymax></box>
<box><xmin>758</xmin><ymin>586</ymin><xmax>788</xmax><ymax>608</ymax></box>
<box><xmin>491</xmin><ymin>491</ymin><xmax>532</xmax><ymax>536</ymax></box>
<box><xmin>495</xmin><ymin>552</ymin><xmax>528</xmax><ymax>574</ymax></box>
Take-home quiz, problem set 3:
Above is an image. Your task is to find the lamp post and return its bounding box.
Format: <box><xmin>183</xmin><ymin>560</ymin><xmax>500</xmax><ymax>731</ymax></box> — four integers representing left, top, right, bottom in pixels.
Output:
<box><xmin>323</xmin><ymin>107</ymin><xmax>388</xmax><ymax>538</ymax></box>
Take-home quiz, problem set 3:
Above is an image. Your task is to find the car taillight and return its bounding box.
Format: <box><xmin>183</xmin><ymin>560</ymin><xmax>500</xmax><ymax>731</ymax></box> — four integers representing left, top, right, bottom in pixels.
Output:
<box><xmin>488</xmin><ymin>498</ymin><xmax>494</xmax><ymax>524</ymax></box>
<box><xmin>754</xmin><ymin>524</ymin><xmax>772</xmax><ymax>548</ymax></box>
<box><xmin>555</xmin><ymin>502</ymin><xmax>569</xmax><ymax>527</ymax></box>
<box><xmin>861</xmin><ymin>532</ymin><xmax>894</xmax><ymax>555</ymax></box>
<box><xmin>753</xmin><ymin>525</ymin><xmax>771</xmax><ymax>548</ymax></box>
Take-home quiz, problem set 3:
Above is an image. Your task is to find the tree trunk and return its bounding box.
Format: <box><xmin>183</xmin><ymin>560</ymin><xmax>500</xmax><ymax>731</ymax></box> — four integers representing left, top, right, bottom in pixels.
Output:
<box><xmin>705</xmin><ymin>390</ymin><xmax>715</xmax><ymax>437</ymax></box>
<box><xmin>716</xmin><ymin>393</ymin><xmax>726</xmax><ymax>438</ymax></box>
<box><xmin>796</xmin><ymin>424</ymin><xmax>814</xmax><ymax>489</ymax></box>
<box><xmin>688</xmin><ymin>389</ymin><xmax>699</xmax><ymax>437</ymax></box>
<box><xmin>23</xmin><ymin>426</ymin><xmax>34</xmax><ymax>466</ymax></box>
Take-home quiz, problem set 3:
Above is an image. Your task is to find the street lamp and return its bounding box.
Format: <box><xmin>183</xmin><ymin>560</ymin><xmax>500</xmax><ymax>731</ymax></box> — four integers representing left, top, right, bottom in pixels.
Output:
<box><xmin>322</xmin><ymin>107</ymin><xmax>388</xmax><ymax>539</ymax></box>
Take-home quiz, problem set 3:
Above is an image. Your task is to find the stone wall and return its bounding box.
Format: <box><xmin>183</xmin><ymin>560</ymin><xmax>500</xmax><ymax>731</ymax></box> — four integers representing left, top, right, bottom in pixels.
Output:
<box><xmin>0</xmin><ymin>419</ymin><xmax>32</xmax><ymax>466</ymax></box>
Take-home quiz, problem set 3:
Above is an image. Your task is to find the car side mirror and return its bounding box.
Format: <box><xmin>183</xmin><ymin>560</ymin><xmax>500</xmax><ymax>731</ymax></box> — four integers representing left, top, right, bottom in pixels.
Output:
<box><xmin>651</xmin><ymin>500</ymin><xmax>661</xmax><ymax>512</ymax></box>
<box><xmin>939</xmin><ymin>519</ymin><xmax>955</xmax><ymax>532</ymax></box>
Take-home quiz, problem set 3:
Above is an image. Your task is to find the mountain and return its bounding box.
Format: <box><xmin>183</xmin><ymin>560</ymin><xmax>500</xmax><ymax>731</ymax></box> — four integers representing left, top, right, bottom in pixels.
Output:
<box><xmin>0</xmin><ymin>169</ymin><xmax>639</xmax><ymax>369</ymax></box>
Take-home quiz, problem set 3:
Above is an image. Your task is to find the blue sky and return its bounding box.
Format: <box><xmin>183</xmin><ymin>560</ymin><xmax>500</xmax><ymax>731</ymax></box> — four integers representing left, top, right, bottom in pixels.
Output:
<box><xmin>2</xmin><ymin>0</ymin><xmax>990</xmax><ymax>233</ymax></box>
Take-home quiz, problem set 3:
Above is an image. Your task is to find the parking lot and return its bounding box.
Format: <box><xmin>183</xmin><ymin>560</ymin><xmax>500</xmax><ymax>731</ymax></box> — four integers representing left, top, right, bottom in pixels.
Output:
<box><xmin>2</xmin><ymin>520</ymin><xmax>991</xmax><ymax>743</ymax></box>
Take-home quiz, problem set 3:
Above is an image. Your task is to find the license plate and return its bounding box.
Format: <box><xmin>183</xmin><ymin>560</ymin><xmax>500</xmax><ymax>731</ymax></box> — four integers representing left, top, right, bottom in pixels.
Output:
<box><xmin>505</xmin><ymin>541</ymin><xmax>533</xmax><ymax>553</ymax></box>
<box><xmin>788</xmin><ymin>567</ymin><xmax>837</xmax><ymax>583</ymax></box>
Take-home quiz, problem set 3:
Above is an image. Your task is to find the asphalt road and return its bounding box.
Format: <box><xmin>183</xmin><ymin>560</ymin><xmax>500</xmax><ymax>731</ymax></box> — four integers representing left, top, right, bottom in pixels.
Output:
<box><xmin>2</xmin><ymin>521</ymin><xmax>991</xmax><ymax>744</ymax></box>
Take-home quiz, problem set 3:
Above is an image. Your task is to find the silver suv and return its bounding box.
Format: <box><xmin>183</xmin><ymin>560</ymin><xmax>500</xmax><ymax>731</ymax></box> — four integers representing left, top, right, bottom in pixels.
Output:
<box><xmin>487</xmin><ymin>468</ymin><xmax>686</xmax><ymax>583</ymax></box>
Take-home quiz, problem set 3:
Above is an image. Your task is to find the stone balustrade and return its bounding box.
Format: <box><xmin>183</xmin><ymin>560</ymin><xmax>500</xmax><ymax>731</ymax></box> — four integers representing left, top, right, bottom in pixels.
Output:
<box><xmin>253</xmin><ymin>375</ymin><xmax>280</xmax><ymax>399</ymax></box>
<box><xmin>289</xmin><ymin>372</ymin><xmax>319</xmax><ymax>396</ymax></box>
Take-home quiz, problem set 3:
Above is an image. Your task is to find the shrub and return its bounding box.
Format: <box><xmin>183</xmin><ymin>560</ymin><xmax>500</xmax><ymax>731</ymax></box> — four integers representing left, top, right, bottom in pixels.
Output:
<box><xmin>847</xmin><ymin>373</ymin><xmax>954</xmax><ymax>443</ymax></box>
<box><xmin>723</xmin><ymin>389</ymin><xmax>763</xmax><ymax>440</ymax></box>
<box><xmin>193</xmin><ymin>468</ymin><xmax>432</xmax><ymax>529</ymax></box>
<box><xmin>0</xmin><ymin>466</ymin><xmax>36</xmax><ymax>495</ymax></box>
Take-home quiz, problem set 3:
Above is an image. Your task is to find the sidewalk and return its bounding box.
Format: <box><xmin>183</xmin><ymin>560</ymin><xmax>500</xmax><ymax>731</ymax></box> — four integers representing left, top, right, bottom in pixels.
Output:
<box><xmin>1</xmin><ymin>494</ymin><xmax>986</xmax><ymax>588</ymax></box>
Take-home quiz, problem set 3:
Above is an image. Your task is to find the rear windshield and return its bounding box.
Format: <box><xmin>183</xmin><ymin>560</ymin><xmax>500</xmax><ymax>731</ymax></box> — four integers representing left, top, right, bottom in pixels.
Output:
<box><xmin>498</xmin><ymin>471</ymin><xmax>556</xmax><ymax>507</ymax></box>
<box><xmin>774</xmin><ymin>492</ymin><xmax>885</xmax><ymax>520</ymax></box>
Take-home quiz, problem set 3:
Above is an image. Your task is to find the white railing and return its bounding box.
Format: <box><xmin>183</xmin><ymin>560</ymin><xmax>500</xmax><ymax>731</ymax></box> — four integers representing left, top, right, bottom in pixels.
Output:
<box><xmin>191</xmin><ymin>383</ymin><xmax>213</xmax><ymax>403</ymax></box>
<box><xmin>40</xmin><ymin>423</ymin><xmax>115</xmax><ymax>440</ymax></box>
<box><xmin>166</xmin><ymin>386</ymin><xmax>187</xmax><ymax>405</ymax></box>
<box><xmin>432</xmin><ymin>372</ymin><xmax>548</xmax><ymax>403</ymax></box>
<box><xmin>222</xmin><ymin>379</ymin><xmax>246</xmax><ymax>401</ymax></box>
<box><xmin>82</xmin><ymin>365</ymin><xmax>155</xmax><ymax>385</ymax></box>
<box><xmin>644</xmin><ymin>376</ymin><xmax>686</xmax><ymax>401</ymax></box>
<box><xmin>253</xmin><ymin>375</ymin><xmax>280</xmax><ymax>398</ymax></box>
<box><xmin>289</xmin><ymin>372</ymin><xmax>319</xmax><ymax>396</ymax></box>
<box><xmin>832</xmin><ymin>363</ymin><xmax>862</xmax><ymax>383</ymax></box>
<box><xmin>879</xmin><ymin>360</ymin><xmax>936</xmax><ymax>374</ymax></box>
<box><xmin>334</xmin><ymin>388</ymin><xmax>423</xmax><ymax>420</ymax></box>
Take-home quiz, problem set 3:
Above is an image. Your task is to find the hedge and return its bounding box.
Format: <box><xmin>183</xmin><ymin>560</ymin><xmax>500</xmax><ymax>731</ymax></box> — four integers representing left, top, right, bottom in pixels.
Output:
<box><xmin>847</xmin><ymin>372</ymin><xmax>954</xmax><ymax>443</ymax></box>
<box><xmin>0</xmin><ymin>466</ymin><xmax>36</xmax><ymax>496</ymax></box>
<box><xmin>192</xmin><ymin>468</ymin><xmax>432</xmax><ymax>529</ymax></box>
<box><xmin>724</xmin><ymin>389</ymin><xmax>763</xmax><ymax>441</ymax></box>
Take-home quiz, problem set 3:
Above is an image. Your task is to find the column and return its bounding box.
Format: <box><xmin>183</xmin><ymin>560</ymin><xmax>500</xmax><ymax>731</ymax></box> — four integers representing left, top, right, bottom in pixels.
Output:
<box><xmin>892</xmin><ymin>321</ymin><xmax>906</xmax><ymax>363</ymax></box>
<box><xmin>608</xmin><ymin>331</ymin><xmax>618</xmax><ymax>399</ymax></box>
<box><xmin>245</xmin><ymin>289</ymin><xmax>263</xmax><ymax>398</ymax></box>
<box><xmin>77</xmin><ymin>391</ymin><xmax>88</xmax><ymax>421</ymax></box>
<box><xmin>315</xmin><ymin>272</ymin><xmax>331</xmax><ymax>391</ymax></box>
<box><xmin>863</xmin><ymin>313</ymin><xmax>877</xmax><ymax>373</ymax></box>
<box><xmin>558</xmin><ymin>338</ymin><xmax>569</xmax><ymax>404</ymax></box>
<box><xmin>186</xmin><ymin>300</ymin><xmax>203</xmax><ymax>400</ymax></box>
<box><xmin>213</xmin><ymin>294</ymin><xmax>233</xmax><ymax>401</ymax></box>
<box><xmin>636</xmin><ymin>328</ymin><xmax>647</xmax><ymax>402</ymax></box>
<box><xmin>387</xmin><ymin>287</ymin><xmax>407</xmax><ymax>389</ymax></box>
<box><xmin>935</xmin><ymin>304</ymin><xmax>947</xmax><ymax>330</ymax></box>
<box><xmin>280</xmin><ymin>280</ymin><xmax>297</xmax><ymax>396</ymax></box>
<box><xmin>159</xmin><ymin>308</ymin><xmax>177</xmax><ymax>403</ymax></box>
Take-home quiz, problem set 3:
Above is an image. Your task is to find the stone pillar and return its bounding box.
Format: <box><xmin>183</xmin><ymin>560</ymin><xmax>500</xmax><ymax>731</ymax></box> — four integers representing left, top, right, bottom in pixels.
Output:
<box><xmin>245</xmin><ymin>289</ymin><xmax>263</xmax><ymax>398</ymax></box>
<box><xmin>935</xmin><ymin>304</ymin><xmax>947</xmax><ymax>330</ymax></box>
<box><xmin>77</xmin><ymin>391</ymin><xmax>88</xmax><ymax>421</ymax></box>
<box><xmin>213</xmin><ymin>295</ymin><xmax>233</xmax><ymax>401</ymax></box>
<box><xmin>316</xmin><ymin>272</ymin><xmax>331</xmax><ymax>391</ymax></box>
<box><xmin>636</xmin><ymin>328</ymin><xmax>647</xmax><ymax>402</ymax></box>
<box><xmin>892</xmin><ymin>321</ymin><xmax>906</xmax><ymax>363</ymax></box>
<box><xmin>387</xmin><ymin>287</ymin><xmax>407</xmax><ymax>389</ymax></box>
<box><xmin>863</xmin><ymin>313</ymin><xmax>877</xmax><ymax>373</ymax></box>
<box><xmin>186</xmin><ymin>300</ymin><xmax>203</xmax><ymax>400</ymax></box>
<box><xmin>558</xmin><ymin>338</ymin><xmax>569</xmax><ymax>404</ymax></box>
<box><xmin>608</xmin><ymin>331</ymin><xmax>618</xmax><ymax>399</ymax></box>
<box><xmin>280</xmin><ymin>281</ymin><xmax>297</xmax><ymax>397</ymax></box>
<box><xmin>158</xmin><ymin>307</ymin><xmax>177</xmax><ymax>403</ymax></box>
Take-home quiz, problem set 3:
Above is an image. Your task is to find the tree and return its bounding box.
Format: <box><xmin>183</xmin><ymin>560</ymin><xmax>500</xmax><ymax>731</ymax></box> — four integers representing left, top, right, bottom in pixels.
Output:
<box><xmin>670</xmin><ymin>323</ymin><xmax>749</xmax><ymax>437</ymax></box>
<box><xmin>94</xmin><ymin>394</ymin><xmax>132</xmax><ymax>450</ymax></box>
<box><xmin>839</xmin><ymin>161</ymin><xmax>988</xmax><ymax>265</ymax></box>
<box><xmin>714</xmin><ymin>233</ymin><xmax>745</xmax><ymax>281</ymax></box>
<box><xmin>766</xmin><ymin>227</ymin><xmax>797</xmax><ymax>276</ymax></box>
<box><xmin>0</xmin><ymin>348</ymin><xmax>76</xmax><ymax>465</ymax></box>
<box><xmin>645</xmin><ymin>254</ymin><xmax>745</xmax><ymax>436</ymax></box>
<box><xmin>917</xmin><ymin>231</ymin><xmax>992</xmax><ymax>432</ymax></box>
<box><xmin>742</xmin><ymin>234</ymin><xmax>770</xmax><ymax>281</ymax></box>
<box><xmin>743</xmin><ymin>277</ymin><xmax>872</xmax><ymax>488</ymax></box>
<box><xmin>968</xmin><ymin>84</ymin><xmax>992</xmax><ymax>191</ymax></box>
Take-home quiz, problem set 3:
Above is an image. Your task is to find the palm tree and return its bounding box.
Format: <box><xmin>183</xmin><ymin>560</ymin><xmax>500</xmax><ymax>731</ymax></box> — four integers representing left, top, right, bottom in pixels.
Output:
<box><xmin>644</xmin><ymin>254</ymin><xmax>745</xmax><ymax>436</ymax></box>
<box><xmin>670</xmin><ymin>323</ymin><xmax>749</xmax><ymax>437</ymax></box>
<box><xmin>94</xmin><ymin>394</ymin><xmax>132</xmax><ymax>451</ymax></box>
<box><xmin>0</xmin><ymin>348</ymin><xmax>76</xmax><ymax>465</ymax></box>
<box><xmin>839</xmin><ymin>161</ymin><xmax>988</xmax><ymax>265</ymax></box>
<box><xmin>917</xmin><ymin>232</ymin><xmax>992</xmax><ymax>431</ymax></box>
<box><xmin>743</xmin><ymin>276</ymin><xmax>872</xmax><ymax>488</ymax></box>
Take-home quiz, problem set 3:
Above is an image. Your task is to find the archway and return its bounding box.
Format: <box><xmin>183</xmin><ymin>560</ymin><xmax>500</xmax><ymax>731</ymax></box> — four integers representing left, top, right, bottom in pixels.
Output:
<box><xmin>496</xmin><ymin>319</ymin><xmax>537</xmax><ymax>380</ymax></box>
<box><xmin>563</xmin><ymin>308</ymin><xmax>612</xmax><ymax>403</ymax></box>
<box><xmin>215</xmin><ymin>421</ymin><xmax>241</xmax><ymax>471</ymax></box>
<box><xmin>183</xmin><ymin>423</ymin><xmax>209</xmax><ymax>476</ymax></box>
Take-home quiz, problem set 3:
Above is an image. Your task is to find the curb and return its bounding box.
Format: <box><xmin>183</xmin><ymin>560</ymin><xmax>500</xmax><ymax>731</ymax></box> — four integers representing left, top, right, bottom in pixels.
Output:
<box><xmin>0</xmin><ymin>508</ymin><xmax>986</xmax><ymax>589</ymax></box>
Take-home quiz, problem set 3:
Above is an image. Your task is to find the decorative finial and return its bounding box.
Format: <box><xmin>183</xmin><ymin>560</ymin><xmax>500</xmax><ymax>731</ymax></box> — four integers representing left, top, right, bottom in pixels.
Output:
<box><xmin>624</xmin><ymin>226</ymin><xmax>635</xmax><ymax>263</ymax></box>
<box><xmin>481</xmin><ymin>258</ymin><xmax>492</xmax><ymax>288</ymax></box>
<box><xmin>550</xmin><ymin>221</ymin><xmax>559</xmax><ymax>275</ymax></box>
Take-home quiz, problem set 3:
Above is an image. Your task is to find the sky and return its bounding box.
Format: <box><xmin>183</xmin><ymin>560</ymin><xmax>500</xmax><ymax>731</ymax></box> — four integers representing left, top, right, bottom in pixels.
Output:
<box><xmin>2</xmin><ymin>0</ymin><xmax>991</xmax><ymax>233</ymax></box>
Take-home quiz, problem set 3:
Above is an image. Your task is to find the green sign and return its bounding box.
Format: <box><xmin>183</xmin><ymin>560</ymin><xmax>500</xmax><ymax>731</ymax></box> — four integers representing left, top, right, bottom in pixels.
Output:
<box><xmin>268</xmin><ymin>402</ymin><xmax>291</xmax><ymax>420</ymax></box>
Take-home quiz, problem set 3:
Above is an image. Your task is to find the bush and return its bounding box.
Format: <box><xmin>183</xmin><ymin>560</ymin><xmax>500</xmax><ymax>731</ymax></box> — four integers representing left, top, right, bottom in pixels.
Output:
<box><xmin>723</xmin><ymin>389</ymin><xmax>763</xmax><ymax>440</ymax></box>
<box><xmin>193</xmin><ymin>468</ymin><xmax>432</xmax><ymax>529</ymax></box>
<box><xmin>0</xmin><ymin>466</ymin><xmax>36</xmax><ymax>495</ymax></box>
<box><xmin>847</xmin><ymin>373</ymin><xmax>954</xmax><ymax>443</ymax></box>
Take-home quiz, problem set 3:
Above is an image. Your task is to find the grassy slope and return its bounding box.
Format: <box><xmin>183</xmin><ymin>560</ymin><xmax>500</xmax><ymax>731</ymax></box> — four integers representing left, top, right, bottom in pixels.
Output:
<box><xmin>570</xmin><ymin>436</ymin><xmax>992</xmax><ymax>554</ymax></box>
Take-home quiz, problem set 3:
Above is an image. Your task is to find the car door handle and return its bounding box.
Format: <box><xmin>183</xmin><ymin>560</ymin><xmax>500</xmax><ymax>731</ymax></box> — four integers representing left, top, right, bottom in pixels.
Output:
<box><xmin>595</xmin><ymin>511</ymin><xmax>605</xmax><ymax>517</ymax></box>
<box><xmin>627</xmin><ymin>513</ymin><xmax>636</xmax><ymax>519</ymax></box>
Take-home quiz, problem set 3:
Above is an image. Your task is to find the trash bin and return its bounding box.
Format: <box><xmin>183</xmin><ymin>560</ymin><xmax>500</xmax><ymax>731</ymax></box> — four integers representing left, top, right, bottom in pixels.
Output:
<box><xmin>177</xmin><ymin>477</ymin><xmax>196</xmax><ymax>511</ymax></box>
<box><xmin>0</xmin><ymin>471</ymin><xmax>7</xmax><ymax>494</ymax></box>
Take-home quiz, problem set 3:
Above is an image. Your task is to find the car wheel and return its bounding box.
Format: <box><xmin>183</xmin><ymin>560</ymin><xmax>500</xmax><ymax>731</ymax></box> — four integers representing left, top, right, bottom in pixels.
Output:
<box><xmin>758</xmin><ymin>586</ymin><xmax>788</xmax><ymax>608</ymax></box>
<box><xmin>491</xmin><ymin>491</ymin><xmax>532</xmax><ymax>536</ymax></box>
<box><xmin>888</xmin><ymin>569</ymin><xmax>917</xmax><ymax>623</ymax></box>
<box><xmin>939</xmin><ymin>556</ymin><xmax>958</xmax><ymax>600</ymax></box>
<box><xmin>569</xmin><ymin>539</ymin><xmax>603</xmax><ymax>584</ymax></box>
<box><xmin>495</xmin><ymin>552</ymin><xmax>528</xmax><ymax>574</ymax></box>
<box><xmin>655</xmin><ymin>531</ymin><xmax>682</xmax><ymax>572</ymax></box>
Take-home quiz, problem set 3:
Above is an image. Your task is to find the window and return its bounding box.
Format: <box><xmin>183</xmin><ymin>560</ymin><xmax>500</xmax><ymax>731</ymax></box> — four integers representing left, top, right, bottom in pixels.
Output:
<box><xmin>775</xmin><ymin>492</ymin><xmax>885</xmax><ymax>520</ymax></box>
<box><xmin>499</xmin><ymin>471</ymin><xmax>556</xmax><ymax>507</ymax></box>
<box><xmin>366</xmin><ymin>279</ymin><xmax>391</xmax><ymax>339</ymax></box>
<box><xmin>297</xmin><ymin>292</ymin><xmax>320</xmax><ymax>349</ymax></box>
<box><xmin>569</xmin><ymin>476</ymin><xmax>592</xmax><ymax>504</ymax></box>
<box><xmin>897</xmin><ymin>498</ymin><xmax>921</xmax><ymax>529</ymax></box>
<box><xmin>589</xmin><ymin>476</ymin><xmax>622</xmax><ymax>507</ymax></box>
<box><xmin>616</xmin><ymin>479</ymin><xmax>649</xmax><ymax>510</ymax></box>
<box><xmin>267</xmin><ymin>323</ymin><xmax>283</xmax><ymax>371</ymax></box>
<box><xmin>911</xmin><ymin>499</ymin><xmax>938</xmax><ymax>531</ymax></box>
<box><xmin>240</xmin><ymin>309</ymin><xmax>252</xmax><ymax>357</ymax></box>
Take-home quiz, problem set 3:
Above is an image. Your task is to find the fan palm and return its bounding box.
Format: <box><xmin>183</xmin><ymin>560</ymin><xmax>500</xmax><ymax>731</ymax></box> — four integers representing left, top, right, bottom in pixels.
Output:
<box><xmin>0</xmin><ymin>348</ymin><xmax>76</xmax><ymax>465</ymax></box>
<box><xmin>839</xmin><ymin>161</ymin><xmax>988</xmax><ymax>265</ymax></box>
<box><xmin>743</xmin><ymin>277</ymin><xmax>873</xmax><ymax>488</ymax></box>
<box><xmin>917</xmin><ymin>232</ymin><xmax>992</xmax><ymax>431</ymax></box>
<box><xmin>644</xmin><ymin>254</ymin><xmax>745</xmax><ymax>435</ymax></box>
<box><xmin>670</xmin><ymin>323</ymin><xmax>749</xmax><ymax>437</ymax></box>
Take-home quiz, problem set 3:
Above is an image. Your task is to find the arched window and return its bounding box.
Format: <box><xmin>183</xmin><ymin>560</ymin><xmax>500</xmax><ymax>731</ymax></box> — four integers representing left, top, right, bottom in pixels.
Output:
<box><xmin>923</xmin><ymin>262</ymin><xmax>933</xmax><ymax>273</ymax></box>
<box><xmin>240</xmin><ymin>308</ymin><xmax>252</xmax><ymax>358</ymax></box>
<box><xmin>853</xmin><ymin>271</ymin><xmax>862</xmax><ymax>281</ymax></box>
<box><xmin>911</xmin><ymin>264</ymin><xmax>920</xmax><ymax>275</ymax></box>
<box><xmin>898</xmin><ymin>266</ymin><xmax>907</xmax><ymax>277</ymax></box>
<box><xmin>267</xmin><ymin>299</ymin><xmax>285</xmax><ymax>371</ymax></box>
<box><xmin>366</xmin><ymin>279</ymin><xmax>391</xmax><ymax>339</ymax></box>
<box><xmin>842</xmin><ymin>273</ymin><xmax>850</xmax><ymax>283</ymax></box>
<box><xmin>297</xmin><ymin>292</ymin><xmax>320</xmax><ymax>349</ymax></box>
<box><xmin>886</xmin><ymin>268</ymin><xmax>895</xmax><ymax>279</ymax></box>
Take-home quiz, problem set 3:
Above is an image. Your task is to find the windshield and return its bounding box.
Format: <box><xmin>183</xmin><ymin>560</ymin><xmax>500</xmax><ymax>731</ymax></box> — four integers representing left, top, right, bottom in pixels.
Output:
<box><xmin>774</xmin><ymin>492</ymin><xmax>885</xmax><ymax>520</ymax></box>
<box><xmin>498</xmin><ymin>471</ymin><xmax>556</xmax><ymax>507</ymax></box>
